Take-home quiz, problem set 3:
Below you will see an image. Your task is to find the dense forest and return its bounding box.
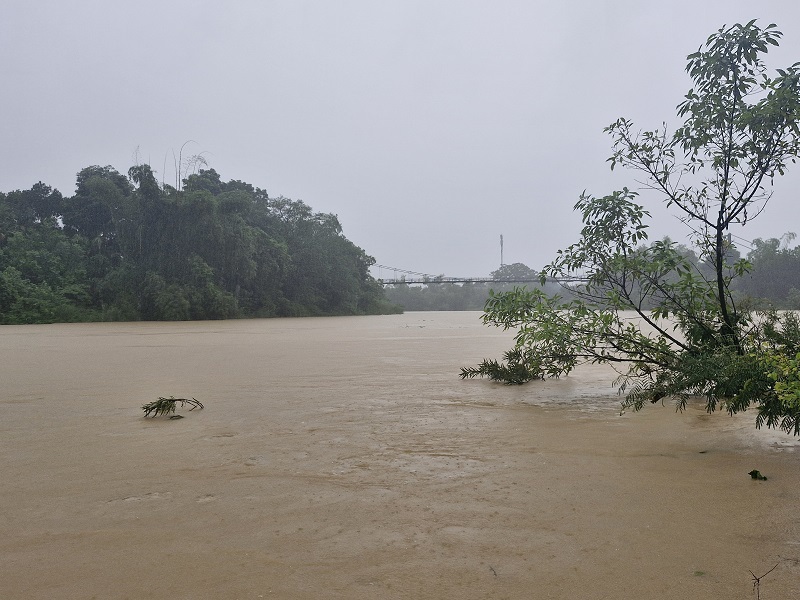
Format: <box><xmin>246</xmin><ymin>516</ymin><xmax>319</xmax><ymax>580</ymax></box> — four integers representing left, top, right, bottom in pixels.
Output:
<box><xmin>384</xmin><ymin>240</ymin><xmax>800</xmax><ymax>312</ymax></box>
<box><xmin>0</xmin><ymin>165</ymin><xmax>400</xmax><ymax>324</ymax></box>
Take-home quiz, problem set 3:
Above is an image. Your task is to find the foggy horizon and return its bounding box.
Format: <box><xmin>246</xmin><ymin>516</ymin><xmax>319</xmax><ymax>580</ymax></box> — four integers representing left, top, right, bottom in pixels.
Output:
<box><xmin>3</xmin><ymin>1</ymin><xmax>800</xmax><ymax>278</ymax></box>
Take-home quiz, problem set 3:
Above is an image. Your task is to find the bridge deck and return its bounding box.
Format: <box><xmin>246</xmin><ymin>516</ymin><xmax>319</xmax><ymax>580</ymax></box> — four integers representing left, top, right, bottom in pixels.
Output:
<box><xmin>373</xmin><ymin>265</ymin><xmax>586</xmax><ymax>285</ymax></box>
<box><xmin>379</xmin><ymin>277</ymin><xmax>586</xmax><ymax>285</ymax></box>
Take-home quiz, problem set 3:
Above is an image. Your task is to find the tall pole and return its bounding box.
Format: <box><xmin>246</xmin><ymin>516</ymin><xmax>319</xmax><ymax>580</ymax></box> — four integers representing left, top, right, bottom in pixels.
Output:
<box><xmin>500</xmin><ymin>234</ymin><xmax>504</xmax><ymax>267</ymax></box>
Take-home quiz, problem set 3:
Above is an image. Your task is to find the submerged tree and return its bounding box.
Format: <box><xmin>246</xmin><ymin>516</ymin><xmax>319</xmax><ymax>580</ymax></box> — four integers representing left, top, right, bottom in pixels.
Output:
<box><xmin>462</xmin><ymin>21</ymin><xmax>800</xmax><ymax>434</ymax></box>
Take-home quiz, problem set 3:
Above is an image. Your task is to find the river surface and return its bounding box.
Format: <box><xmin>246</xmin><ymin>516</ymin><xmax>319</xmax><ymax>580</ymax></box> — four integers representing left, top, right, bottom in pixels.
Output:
<box><xmin>1</xmin><ymin>312</ymin><xmax>798</xmax><ymax>599</ymax></box>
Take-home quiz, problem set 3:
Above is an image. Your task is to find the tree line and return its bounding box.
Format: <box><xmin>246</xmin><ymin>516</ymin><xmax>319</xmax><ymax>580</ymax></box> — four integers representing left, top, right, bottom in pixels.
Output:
<box><xmin>0</xmin><ymin>165</ymin><xmax>400</xmax><ymax>324</ymax></box>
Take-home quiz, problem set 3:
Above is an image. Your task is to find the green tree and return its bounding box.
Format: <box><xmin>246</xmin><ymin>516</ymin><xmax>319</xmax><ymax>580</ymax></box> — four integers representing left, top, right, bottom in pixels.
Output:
<box><xmin>0</xmin><ymin>222</ymin><xmax>91</xmax><ymax>323</ymax></box>
<box><xmin>4</xmin><ymin>182</ymin><xmax>63</xmax><ymax>226</ymax></box>
<box><xmin>491</xmin><ymin>262</ymin><xmax>538</xmax><ymax>282</ymax></box>
<box><xmin>62</xmin><ymin>165</ymin><xmax>132</xmax><ymax>243</ymax></box>
<box><xmin>735</xmin><ymin>234</ymin><xmax>800</xmax><ymax>305</ymax></box>
<box><xmin>462</xmin><ymin>21</ymin><xmax>800</xmax><ymax>434</ymax></box>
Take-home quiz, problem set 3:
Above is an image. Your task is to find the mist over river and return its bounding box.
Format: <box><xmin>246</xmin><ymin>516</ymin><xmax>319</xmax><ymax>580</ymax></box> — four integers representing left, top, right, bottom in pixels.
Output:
<box><xmin>1</xmin><ymin>312</ymin><xmax>799</xmax><ymax>599</ymax></box>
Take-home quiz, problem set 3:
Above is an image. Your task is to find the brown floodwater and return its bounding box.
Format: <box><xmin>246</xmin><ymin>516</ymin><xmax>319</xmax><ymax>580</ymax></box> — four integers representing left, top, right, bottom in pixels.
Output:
<box><xmin>1</xmin><ymin>312</ymin><xmax>798</xmax><ymax>599</ymax></box>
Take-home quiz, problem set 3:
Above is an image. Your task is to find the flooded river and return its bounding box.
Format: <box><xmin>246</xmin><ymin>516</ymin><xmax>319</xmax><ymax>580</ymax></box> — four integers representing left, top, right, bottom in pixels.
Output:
<box><xmin>1</xmin><ymin>312</ymin><xmax>798</xmax><ymax>599</ymax></box>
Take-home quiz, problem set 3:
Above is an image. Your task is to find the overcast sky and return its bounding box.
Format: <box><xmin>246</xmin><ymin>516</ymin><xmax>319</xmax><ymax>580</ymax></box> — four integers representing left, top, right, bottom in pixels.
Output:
<box><xmin>3</xmin><ymin>1</ymin><xmax>800</xmax><ymax>278</ymax></box>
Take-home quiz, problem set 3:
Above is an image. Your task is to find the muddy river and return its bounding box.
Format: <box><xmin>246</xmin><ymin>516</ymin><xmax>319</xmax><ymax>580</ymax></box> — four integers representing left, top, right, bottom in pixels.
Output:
<box><xmin>1</xmin><ymin>312</ymin><xmax>798</xmax><ymax>599</ymax></box>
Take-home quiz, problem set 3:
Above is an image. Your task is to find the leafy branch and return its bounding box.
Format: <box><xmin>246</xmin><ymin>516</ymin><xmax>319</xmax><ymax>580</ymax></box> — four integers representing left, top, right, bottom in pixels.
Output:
<box><xmin>142</xmin><ymin>396</ymin><xmax>204</xmax><ymax>418</ymax></box>
<box><xmin>462</xmin><ymin>21</ymin><xmax>800</xmax><ymax>434</ymax></box>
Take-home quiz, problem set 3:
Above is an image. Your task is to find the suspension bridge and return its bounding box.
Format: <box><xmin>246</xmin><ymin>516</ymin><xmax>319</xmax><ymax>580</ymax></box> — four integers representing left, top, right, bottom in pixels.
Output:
<box><xmin>372</xmin><ymin>229</ymin><xmax>762</xmax><ymax>286</ymax></box>
<box><xmin>373</xmin><ymin>265</ymin><xmax>587</xmax><ymax>285</ymax></box>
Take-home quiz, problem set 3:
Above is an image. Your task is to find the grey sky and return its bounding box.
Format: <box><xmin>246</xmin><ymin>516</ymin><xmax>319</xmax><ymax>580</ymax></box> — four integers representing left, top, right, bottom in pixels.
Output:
<box><xmin>2</xmin><ymin>1</ymin><xmax>800</xmax><ymax>278</ymax></box>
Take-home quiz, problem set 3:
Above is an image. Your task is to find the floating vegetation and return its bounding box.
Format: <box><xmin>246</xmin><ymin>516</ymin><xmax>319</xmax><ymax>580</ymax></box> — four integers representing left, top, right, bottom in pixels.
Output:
<box><xmin>142</xmin><ymin>396</ymin><xmax>204</xmax><ymax>418</ymax></box>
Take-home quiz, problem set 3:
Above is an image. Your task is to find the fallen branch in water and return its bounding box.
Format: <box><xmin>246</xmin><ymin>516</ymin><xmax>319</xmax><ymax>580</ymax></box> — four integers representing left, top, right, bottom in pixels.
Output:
<box><xmin>142</xmin><ymin>396</ymin><xmax>204</xmax><ymax>418</ymax></box>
